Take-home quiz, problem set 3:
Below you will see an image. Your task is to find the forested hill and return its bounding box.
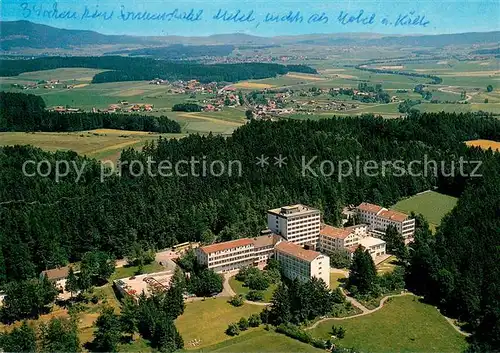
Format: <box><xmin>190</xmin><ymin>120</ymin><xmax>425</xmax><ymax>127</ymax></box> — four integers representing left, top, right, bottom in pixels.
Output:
<box><xmin>0</xmin><ymin>20</ymin><xmax>155</xmax><ymax>49</ymax></box>
<box><xmin>1</xmin><ymin>112</ymin><xmax>499</xmax><ymax>350</ymax></box>
<box><xmin>0</xmin><ymin>56</ymin><xmax>317</xmax><ymax>83</ymax></box>
<box><xmin>0</xmin><ymin>92</ymin><xmax>181</xmax><ymax>133</ymax></box>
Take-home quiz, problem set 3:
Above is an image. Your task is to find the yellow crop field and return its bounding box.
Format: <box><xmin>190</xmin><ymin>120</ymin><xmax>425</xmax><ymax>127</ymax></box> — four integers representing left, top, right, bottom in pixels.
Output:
<box><xmin>286</xmin><ymin>73</ymin><xmax>325</xmax><ymax>81</ymax></box>
<box><xmin>232</xmin><ymin>82</ymin><xmax>275</xmax><ymax>89</ymax></box>
<box><xmin>466</xmin><ymin>139</ymin><xmax>500</xmax><ymax>151</ymax></box>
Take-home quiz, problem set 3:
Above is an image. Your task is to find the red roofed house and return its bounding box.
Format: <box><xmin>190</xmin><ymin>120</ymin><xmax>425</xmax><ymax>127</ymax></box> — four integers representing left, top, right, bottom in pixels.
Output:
<box><xmin>355</xmin><ymin>202</ymin><xmax>415</xmax><ymax>239</ymax></box>
<box><xmin>318</xmin><ymin>224</ymin><xmax>368</xmax><ymax>254</ymax></box>
<box><xmin>274</xmin><ymin>241</ymin><xmax>330</xmax><ymax>287</ymax></box>
<box><xmin>196</xmin><ymin>238</ymin><xmax>255</xmax><ymax>272</ymax></box>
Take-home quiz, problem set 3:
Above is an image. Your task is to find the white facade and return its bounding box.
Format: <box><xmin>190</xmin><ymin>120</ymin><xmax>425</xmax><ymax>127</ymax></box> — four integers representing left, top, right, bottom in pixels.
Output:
<box><xmin>358</xmin><ymin>236</ymin><xmax>386</xmax><ymax>258</ymax></box>
<box><xmin>318</xmin><ymin>224</ymin><xmax>368</xmax><ymax>253</ymax></box>
<box><xmin>275</xmin><ymin>241</ymin><xmax>330</xmax><ymax>287</ymax></box>
<box><xmin>318</xmin><ymin>224</ymin><xmax>386</xmax><ymax>260</ymax></box>
<box><xmin>267</xmin><ymin>204</ymin><xmax>321</xmax><ymax>246</ymax></box>
<box><xmin>196</xmin><ymin>235</ymin><xmax>282</xmax><ymax>273</ymax></box>
<box><xmin>196</xmin><ymin>239</ymin><xmax>255</xmax><ymax>273</ymax></box>
<box><xmin>356</xmin><ymin>203</ymin><xmax>415</xmax><ymax>239</ymax></box>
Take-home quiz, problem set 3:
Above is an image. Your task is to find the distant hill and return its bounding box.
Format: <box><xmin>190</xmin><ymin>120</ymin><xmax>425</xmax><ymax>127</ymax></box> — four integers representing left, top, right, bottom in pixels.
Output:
<box><xmin>106</xmin><ymin>44</ymin><xmax>235</xmax><ymax>59</ymax></box>
<box><xmin>0</xmin><ymin>20</ymin><xmax>156</xmax><ymax>49</ymax></box>
<box><xmin>1</xmin><ymin>20</ymin><xmax>499</xmax><ymax>51</ymax></box>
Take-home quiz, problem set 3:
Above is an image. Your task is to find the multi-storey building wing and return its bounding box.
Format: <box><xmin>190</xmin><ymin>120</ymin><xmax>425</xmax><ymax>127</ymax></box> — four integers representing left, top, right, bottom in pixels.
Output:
<box><xmin>356</xmin><ymin>202</ymin><xmax>415</xmax><ymax>239</ymax></box>
<box><xmin>274</xmin><ymin>241</ymin><xmax>330</xmax><ymax>287</ymax></box>
<box><xmin>318</xmin><ymin>224</ymin><xmax>368</xmax><ymax>253</ymax></box>
<box><xmin>267</xmin><ymin>204</ymin><xmax>321</xmax><ymax>246</ymax></box>
<box><xmin>252</xmin><ymin>233</ymin><xmax>283</xmax><ymax>262</ymax></box>
<box><xmin>196</xmin><ymin>238</ymin><xmax>255</xmax><ymax>273</ymax></box>
<box><xmin>318</xmin><ymin>223</ymin><xmax>386</xmax><ymax>260</ymax></box>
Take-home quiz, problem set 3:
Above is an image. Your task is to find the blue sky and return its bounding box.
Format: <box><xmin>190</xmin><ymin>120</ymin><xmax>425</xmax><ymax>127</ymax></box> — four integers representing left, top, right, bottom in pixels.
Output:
<box><xmin>2</xmin><ymin>0</ymin><xmax>499</xmax><ymax>37</ymax></box>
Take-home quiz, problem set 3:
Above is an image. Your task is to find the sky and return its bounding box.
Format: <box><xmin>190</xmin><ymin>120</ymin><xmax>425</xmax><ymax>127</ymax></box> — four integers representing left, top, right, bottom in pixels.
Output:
<box><xmin>1</xmin><ymin>0</ymin><xmax>499</xmax><ymax>37</ymax></box>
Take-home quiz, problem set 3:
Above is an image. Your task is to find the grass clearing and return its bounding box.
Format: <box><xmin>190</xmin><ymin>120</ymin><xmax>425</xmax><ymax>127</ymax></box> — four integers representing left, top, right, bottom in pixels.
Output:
<box><xmin>192</xmin><ymin>329</ymin><xmax>321</xmax><ymax>352</ymax></box>
<box><xmin>392</xmin><ymin>191</ymin><xmax>458</xmax><ymax>229</ymax></box>
<box><xmin>110</xmin><ymin>262</ymin><xmax>166</xmax><ymax>281</ymax></box>
<box><xmin>0</xmin><ymin>131</ymin><xmax>185</xmax><ymax>163</ymax></box>
<box><xmin>329</xmin><ymin>272</ymin><xmax>346</xmax><ymax>289</ymax></box>
<box><xmin>376</xmin><ymin>256</ymin><xmax>398</xmax><ymax>274</ymax></box>
<box><xmin>311</xmin><ymin>295</ymin><xmax>467</xmax><ymax>353</ymax></box>
<box><xmin>176</xmin><ymin>298</ymin><xmax>262</xmax><ymax>349</ymax></box>
<box><xmin>228</xmin><ymin>278</ymin><xmax>277</xmax><ymax>302</ymax></box>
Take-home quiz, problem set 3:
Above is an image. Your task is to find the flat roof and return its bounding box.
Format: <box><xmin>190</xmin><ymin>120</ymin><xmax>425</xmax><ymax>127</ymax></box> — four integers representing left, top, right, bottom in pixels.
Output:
<box><xmin>199</xmin><ymin>238</ymin><xmax>254</xmax><ymax>254</ymax></box>
<box><xmin>268</xmin><ymin>204</ymin><xmax>320</xmax><ymax>218</ymax></box>
<box><xmin>275</xmin><ymin>241</ymin><xmax>322</xmax><ymax>262</ymax></box>
<box><xmin>359</xmin><ymin>236</ymin><xmax>386</xmax><ymax>248</ymax></box>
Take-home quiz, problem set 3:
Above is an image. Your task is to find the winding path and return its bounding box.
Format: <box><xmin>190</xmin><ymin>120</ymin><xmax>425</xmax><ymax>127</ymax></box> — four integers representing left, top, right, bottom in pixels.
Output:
<box><xmin>222</xmin><ymin>272</ymin><xmax>271</xmax><ymax>306</ymax></box>
<box><xmin>306</xmin><ymin>292</ymin><xmax>413</xmax><ymax>329</ymax></box>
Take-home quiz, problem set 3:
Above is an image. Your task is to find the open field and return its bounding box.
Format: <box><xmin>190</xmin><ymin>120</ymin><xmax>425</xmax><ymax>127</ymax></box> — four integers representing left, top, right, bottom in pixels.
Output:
<box><xmin>229</xmin><ymin>277</ymin><xmax>277</xmax><ymax>302</ymax></box>
<box><xmin>0</xmin><ymin>130</ymin><xmax>185</xmax><ymax>163</ymax></box>
<box><xmin>392</xmin><ymin>191</ymin><xmax>458</xmax><ymax>230</ymax></box>
<box><xmin>176</xmin><ymin>298</ymin><xmax>263</xmax><ymax>349</ymax></box>
<box><xmin>231</xmin><ymin>82</ymin><xmax>274</xmax><ymax>89</ymax></box>
<box><xmin>192</xmin><ymin>329</ymin><xmax>322</xmax><ymax>353</ymax></box>
<box><xmin>285</xmin><ymin>73</ymin><xmax>326</xmax><ymax>81</ymax></box>
<box><xmin>311</xmin><ymin>295</ymin><xmax>467</xmax><ymax>353</ymax></box>
<box><xmin>466</xmin><ymin>139</ymin><xmax>500</xmax><ymax>151</ymax></box>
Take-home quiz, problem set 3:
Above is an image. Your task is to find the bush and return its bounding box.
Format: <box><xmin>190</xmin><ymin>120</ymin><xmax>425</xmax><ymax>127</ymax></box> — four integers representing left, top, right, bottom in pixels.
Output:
<box><xmin>331</xmin><ymin>325</ymin><xmax>346</xmax><ymax>339</ymax></box>
<box><xmin>276</xmin><ymin>323</ymin><xmax>312</xmax><ymax>344</ymax></box>
<box><xmin>228</xmin><ymin>294</ymin><xmax>244</xmax><ymax>307</ymax></box>
<box><xmin>248</xmin><ymin>313</ymin><xmax>262</xmax><ymax>327</ymax></box>
<box><xmin>225</xmin><ymin>323</ymin><xmax>240</xmax><ymax>336</ymax></box>
<box><xmin>246</xmin><ymin>290</ymin><xmax>264</xmax><ymax>302</ymax></box>
<box><xmin>238</xmin><ymin>317</ymin><xmax>249</xmax><ymax>331</ymax></box>
<box><xmin>245</xmin><ymin>272</ymin><xmax>270</xmax><ymax>291</ymax></box>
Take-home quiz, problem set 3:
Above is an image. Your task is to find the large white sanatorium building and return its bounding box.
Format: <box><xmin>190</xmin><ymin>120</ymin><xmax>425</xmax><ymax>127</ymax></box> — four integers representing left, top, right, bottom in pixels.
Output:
<box><xmin>267</xmin><ymin>204</ymin><xmax>321</xmax><ymax>246</ymax></box>
<box><xmin>195</xmin><ymin>202</ymin><xmax>412</xmax><ymax>285</ymax></box>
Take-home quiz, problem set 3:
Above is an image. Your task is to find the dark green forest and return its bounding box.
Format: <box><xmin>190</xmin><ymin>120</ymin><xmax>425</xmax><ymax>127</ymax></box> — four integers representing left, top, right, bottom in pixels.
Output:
<box><xmin>106</xmin><ymin>44</ymin><xmax>235</xmax><ymax>58</ymax></box>
<box><xmin>355</xmin><ymin>64</ymin><xmax>443</xmax><ymax>84</ymax></box>
<box><xmin>0</xmin><ymin>92</ymin><xmax>181</xmax><ymax>133</ymax></box>
<box><xmin>0</xmin><ymin>111</ymin><xmax>499</xmax><ymax>350</ymax></box>
<box><xmin>0</xmin><ymin>56</ymin><xmax>317</xmax><ymax>83</ymax></box>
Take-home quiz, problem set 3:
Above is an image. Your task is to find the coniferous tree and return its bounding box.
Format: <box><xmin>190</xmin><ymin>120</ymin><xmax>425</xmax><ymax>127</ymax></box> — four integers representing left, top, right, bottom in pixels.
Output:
<box><xmin>65</xmin><ymin>267</ymin><xmax>79</xmax><ymax>298</ymax></box>
<box><xmin>0</xmin><ymin>321</ymin><xmax>37</xmax><ymax>352</ymax></box>
<box><xmin>269</xmin><ymin>283</ymin><xmax>292</xmax><ymax>325</ymax></box>
<box><xmin>92</xmin><ymin>307</ymin><xmax>122</xmax><ymax>353</ymax></box>
<box><xmin>120</xmin><ymin>296</ymin><xmax>138</xmax><ymax>339</ymax></box>
<box><xmin>348</xmin><ymin>247</ymin><xmax>377</xmax><ymax>295</ymax></box>
<box><xmin>383</xmin><ymin>225</ymin><xmax>408</xmax><ymax>261</ymax></box>
<box><xmin>40</xmin><ymin>317</ymin><xmax>81</xmax><ymax>353</ymax></box>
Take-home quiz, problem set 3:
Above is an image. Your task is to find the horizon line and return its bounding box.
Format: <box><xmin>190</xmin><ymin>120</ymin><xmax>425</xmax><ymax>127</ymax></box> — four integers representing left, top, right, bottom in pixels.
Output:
<box><xmin>2</xmin><ymin>20</ymin><xmax>500</xmax><ymax>39</ymax></box>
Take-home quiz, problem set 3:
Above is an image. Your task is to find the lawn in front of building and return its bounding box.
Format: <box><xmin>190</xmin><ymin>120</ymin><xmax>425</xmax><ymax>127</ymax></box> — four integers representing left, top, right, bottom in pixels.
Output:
<box><xmin>228</xmin><ymin>277</ymin><xmax>277</xmax><ymax>302</ymax></box>
<box><xmin>176</xmin><ymin>297</ymin><xmax>263</xmax><ymax>349</ymax></box>
<box><xmin>310</xmin><ymin>295</ymin><xmax>467</xmax><ymax>353</ymax></box>
<box><xmin>329</xmin><ymin>272</ymin><xmax>346</xmax><ymax>289</ymax></box>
